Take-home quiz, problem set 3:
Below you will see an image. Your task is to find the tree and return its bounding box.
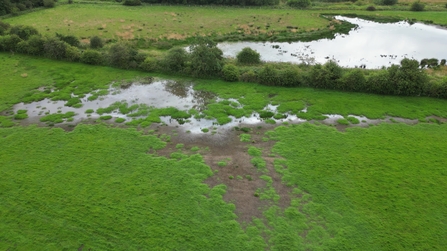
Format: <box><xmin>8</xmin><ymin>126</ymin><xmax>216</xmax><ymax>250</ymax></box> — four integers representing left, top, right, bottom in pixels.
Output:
<box><xmin>44</xmin><ymin>37</ymin><xmax>68</xmax><ymax>59</ymax></box>
<box><xmin>107</xmin><ymin>42</ymin><xmax>137</xmax><ymax>69</ymax></box>
<box><xmin>9</xmin><ymin>25</ymin><xmax>39</xmax><ymax>40</ymax></box>
<box><xmin>189</xmin><ymin>38</ymin><xmax>224</xmax><ymax>77</ymax></box>
<box><xmin>236</xmin><ymin>47</ymin><xmax>261</xmax><ymax>64</ymax></box>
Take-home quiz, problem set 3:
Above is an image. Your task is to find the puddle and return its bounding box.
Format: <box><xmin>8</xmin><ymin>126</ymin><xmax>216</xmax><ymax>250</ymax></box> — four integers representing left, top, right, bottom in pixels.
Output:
<box><xmin>218</xmin><ymin>16</ymin><xmax>447</xmax><ymax>68</ymax></box>
<box><xmin>12</xmin><ymin>79</ymin><xmax>431</xmax><ymax>132</ymax></box>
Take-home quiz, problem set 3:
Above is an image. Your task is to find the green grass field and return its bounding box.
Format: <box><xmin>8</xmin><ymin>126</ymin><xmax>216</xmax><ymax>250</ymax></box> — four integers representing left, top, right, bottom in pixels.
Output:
<box><xmin>3</xmin><ymin>4</ymin><xmax>329</xmax><ymax>42</ymax></box>
<box><xmin>1</xmin><ymin>2</ymin><xmax>447</xmax><ymax>249</ymax></box>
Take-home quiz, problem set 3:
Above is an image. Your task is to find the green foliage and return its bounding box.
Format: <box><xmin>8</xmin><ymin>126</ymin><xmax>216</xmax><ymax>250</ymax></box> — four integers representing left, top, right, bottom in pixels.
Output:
<box><xmin>410</xmin><ymin>1</ymin><xmax>424</xmax><ymax>11</ymax></box>
<box><xmin>259</xmin><ymin>65</ymin><xmax>279</xmax><ymax>85</ymax></box>
<box><xmin>236</xmin><ymin>47</ymin><xmax>261</xmax><ymax>65</ymax></box>
<box><xmin>9</xmin><ymin>25</ymin><xmax>39</xmax><ymax>40</ymax></box>
<box><xmin>14</xmin><ymin>109</ymin><xmax>28</xmax><ymax>119</ymax></box>
<box><xmin>378</xmin><ymin>0</ymin><xmax>397</xmax><ymax>5</ymax></box>
<box><xmin>100</xmin><ymin>115</ymin><xmax>112</xmax><ymax>120</ymax></box>
<box><xmin>123</xmin><ymin>0</ymin><xmax>141</xmax><ymax>5</ymax></box>
<box><xmin>56</xmin><ymin>33</ymin><xmax>80</xmax><ymax>47</ymax></box>
<box><xmin>240</xmin><ymin>134</ymin><xmax>251</xmax><ymax>142</ymax></box>
<box><xmin>40</xmin><ymin>111</ymin><xmax>75</xmax><ymax>123</ymax></box>
<box><xmin>140</xmin><ymin>57</ymin><xmax>160</xmax><ymax>72</ymax></box>
<box><xmin>43</xmin><ymin>0</ymin><xmax>55</xmax><ymax>7</ymax></box>
<box><xmin>0</xmin><ymin>34</ymin><xmax>22</xmax><ymax>52</ymax></box>
<box><xmin>163</xmin><ymin>47</ymin><xmax>189</xmax><ymax>73</ymax></box>
<box><xmin>287</xmin><ymin>0</ymin><xmax>311</xmax><ymax>8</ymax></box>
<box><xmin>43</xmin><ymin>37</ymin><xmax>68</xmax><ymax>60</ymax></box>
<box><xmin>222</xmin><ymin>64</ymin><xmax>239</xmax><ymax>82</ymax></box>
<box><xmin>310</xmin><ymin>61</ymin><xmax>343</xmax><ymax>89</ymax></box>
<box><xmin>337</xmin><ymin>118</ymin><xmax>349</xmax><ymax>125</ymax></box>
<box><xmin>64</xmin><ymin>45</ymin><xmax>81</xmax><ymax>62</ymax></box>
<box><xmin>90</xmin><ymin>36</ymin><xmax>103</xmax><ymax>49</ymax></box>
<box><xmin>107</xmin><ymin>42</ymin><xmax>138</xmax><ymax>69</ymax></box>
<box><xmin>81</xmin><ymin>50</ymin><xmax>103</xmax><ymax>65</ymax></box>
<box><xmin>189</xmin><ymin>38</ymin><xmax>223</xmax><ymax>77</ymax></box>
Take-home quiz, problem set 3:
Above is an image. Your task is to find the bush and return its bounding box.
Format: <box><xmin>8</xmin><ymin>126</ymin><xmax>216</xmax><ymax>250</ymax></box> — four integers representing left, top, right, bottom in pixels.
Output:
<box><xmin>287</xmin><ymin>0</ymin><xmax>311</xmax><ymax>8</ymax></box>
<box><xmin>9</xmin><ymin>25</ymin><xmax>39</xmax><ymax>40</ymax></box>
<box><xmin>236</xmin><ymin>47</ymin><xmax>261</xmax><ymax>64</ymax></box>
<box><xmin>339</xmin><ymin>69</ymin><xmax>366</xmax><ymax>91</ymax></box>
<box><xmin>123</xmin><ymin>0</ymin><xmax>141</xmax><ymax>5</ymax></box>
<box><xmin>277</xmin><ymin>68</ymin><xmax>301</xmax><ymax>86</ymax></box>
<box><xmin>43</xmin><ymin>0</ymin><xmax>55</xmax><ymax>7</ymax></box>
<box><xmin>90</xmin><ymin>36</ymin><xmax>103</xmax><ymax>49</ymax></box>
<box><xmin>80</xmin><ymin>50</ymin><xmax>103</xmax><ymax>65</ymax></box>
<box><xmin>189</xmin><ymin>38</ymin><xmax>223</xmax><ymax>77</ymax></box>
<box><xmin>410</xmin><ymin>1</ymin><xmax>424</xmax><ymax>11</ymax></box>
<box><xmin>140</xmin><ymin>57</ymin><xmax>160</xmax><ymax>72</ymax></box>
<box><xmin>366</xmin><ymin>5</ymin><xmax>376</xmax><ymax>11</ymax></box>
<box><xmin>0</xmin><ymin>34</ymin><xmax>23</xmax><ymax>52</ymax></box>
<box><xmin>310</xmin><ymin>61</ymin><xmax>343</xmax><ymax>89</ymax></box>
<box><xmin>259</xmin><ymin>65</ymin><xmax>279</xmax><ymax>85</ymax></box>
<box><xmin>379</xmin><ymin>0</ymin><xmax>397</xmax><ymax>5</ymax></box>
<box><xmin>0</xmin><ymin>21</ymin><xmax>11</xmax><ymax>36</ymax></box>
<box><xmin>25</xmin><ymin>35</ymin><xmax>46</xmax><ymax>55</ymax></box>
<box><xmin>163</xmin><ymin>47</ymin><xmax>189</xmax><ymax>72</ymax></box>
<box><xmin>239</xmin><ymin>70</ymin><xmax>258</xmax><ymax>83</ymax></box>
<box><xmin>56</xmin><ymin>33</ymin><xmax>80</xmax><ymax>47</ymax></box>
<box><xmin>107</xmin><ymin>43</ymin><xmax>137</xmax><ymax>69</ymax></box>
<box><xmin>222</xmin><ymin>64</ymin><xmax>239</xmax><ymax>82</ymax></box>
<box><xmin>44</xmin><ymin>37</ymin><xmax>68</xmax><ymax>60</ymax></box>
<box><xmin>64</xmin><ymin>45</ymin><xmax>80</xmax><ymax>62</ymax></box>
<box><xmin>441</xmin><ymin>59</ymin><xmax>446</xmax><ymax>66</ymax></box>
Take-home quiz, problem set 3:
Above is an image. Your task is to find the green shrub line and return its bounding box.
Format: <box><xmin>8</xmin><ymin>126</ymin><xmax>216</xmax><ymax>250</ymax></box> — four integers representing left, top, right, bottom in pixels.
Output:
<box><xmin>1</xmin><ymin>21</ymin><xmax>447</xmax><ymax>101</ymax></box>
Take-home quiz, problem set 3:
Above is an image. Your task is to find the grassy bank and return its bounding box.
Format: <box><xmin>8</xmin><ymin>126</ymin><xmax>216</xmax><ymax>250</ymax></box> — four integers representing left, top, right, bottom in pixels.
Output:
<box><xmin>3</xmin><ymin>4</ymin><xmax>330</xmax><ymax>44</ymax></box>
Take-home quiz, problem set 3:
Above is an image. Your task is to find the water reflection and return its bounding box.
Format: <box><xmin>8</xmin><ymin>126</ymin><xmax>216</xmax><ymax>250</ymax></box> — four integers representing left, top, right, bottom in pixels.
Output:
<box><xmin>218</xmin><ymin>16</ymin><xmax>447</xmax><ymax>68</ymax></box>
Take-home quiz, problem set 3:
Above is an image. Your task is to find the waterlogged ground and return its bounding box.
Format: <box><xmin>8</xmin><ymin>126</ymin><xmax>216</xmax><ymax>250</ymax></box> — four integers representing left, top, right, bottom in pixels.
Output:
<box><xmin>12</xmin><ymin>79</ymin><xmax>441</xmax><ymax>134</ymax></box>
<box><xmin>218</xmin><ymin>16</ymin><xmax>447</xmax><ymax>68</ymax></box>
<box><xmin>3</xmin><ymin>55</ymin><xmax>447</xmax><ymax>250</ymax></box>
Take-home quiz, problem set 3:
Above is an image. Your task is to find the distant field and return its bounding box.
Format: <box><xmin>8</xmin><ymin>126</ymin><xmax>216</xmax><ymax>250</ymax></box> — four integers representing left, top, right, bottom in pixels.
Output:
<box><xmin>3</xmin><ymin>5</ymin><xmax>329</xmax><ymax>42</ymax></box>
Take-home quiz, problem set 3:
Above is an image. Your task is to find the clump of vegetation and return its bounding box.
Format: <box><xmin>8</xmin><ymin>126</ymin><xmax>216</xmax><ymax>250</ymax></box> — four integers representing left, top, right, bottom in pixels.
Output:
<box><xmin>90</xmin><ymin>36</ymin><xmax>103</xmax><ymax>49</ymax></box>
<box><xmin>222</xmin><ymin>64</ymin><xmax>239</xmax><ymax>82</ymax></box>
<box><xmin>337</xmin><ymin>118</ymin><xmax>350</xmax><ymax>125</ymax></box>
<box><xmin>14</xmin><ymin>109</ymin><xmax>28</xmax><ymax>120</ymax></box>
<box><xmin>99</xmin><ymin>115</ymin><xmax>112</xmax><ymax>120</ymax></box>
<box><xmin>40</xmin><ymin>111</ymin><xmax>75</xmax><ymax>123</ymax></box>
<box><xmin>115</xmin><ymin>117</ymin><xmax>126</xmax><ymax>123</ymax></box>
<box><xmin>287</xmin><ymin>0</ymin><xmax>311</xmax><ymax>8</ymax></box>
<box><xmin>410</xmin><ymin>1</ymin><xmax>425</xmax><ymax>11</ymax></box>
<box><xmin>189</xmin><ymin>38</ymin><xmax>223</xmax><ymax>77</ymax></box>
<box><xmin>236</xmin><ymin>47</ymin><xmax>261</xmax><ymax>65</ymax></box>
<box><xmin>201</xmin><ymin>128</ymin><xmax>209</xmax><ymax>133</ymax></box>
<box><xmin>240</xmin><ymin>134</ymin><xmax>251</xmax><ymax>142</ymax></box>
<box><xmin>347</xmin><ymin>116</ymin><xmax>360</xmax><ymax>124</ymax></box>
<box><xmin>366</xmin><ymin>5</ymin><xmax>376</xmax><ymax>11</ymax></box>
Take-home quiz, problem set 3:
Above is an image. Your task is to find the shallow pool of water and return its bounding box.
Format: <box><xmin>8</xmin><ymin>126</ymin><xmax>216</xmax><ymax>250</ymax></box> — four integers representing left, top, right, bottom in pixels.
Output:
<box><xmin>218</xmin><ymin>16</ymin><xmax>447</xmax><ymax>68</ymax></box>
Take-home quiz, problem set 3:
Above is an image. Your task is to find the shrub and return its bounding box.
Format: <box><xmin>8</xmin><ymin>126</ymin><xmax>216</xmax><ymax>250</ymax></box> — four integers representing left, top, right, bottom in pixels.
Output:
<box><xmin>0</xmin><ymin>34</ymin><xmax>23</xmax><ymax>52</ymax></box>
<box><xmin>163</xmin><ymin>47</ymin><xmax>189</xmax><ymax>72</ymax></box>
<box><xmin>287</xmin><ymin>0</ymin><xmax>311</xmax><ymax>8</ymax></box>
<box><xmin>56</xmin><ymin>33</ymin><xmax>80</xmax><ymax>47</ymax></box>
<box><xmin>222</xmin><ymin>64</ymin><xmax>239</xmax><ymax>82</ymax></box>
<box><xmin>9</xmin><ymin>25</ymin><xmax>39</xmax><ymax>40</ymax></box>
<box><xmin>259</xmin><ymin>65</ymin><xmax>279</xmax><ymax>85</ymax></box>
<box><xmin>0</xmin><ymin>21</ymin><xmax>11</xmax><ymax>36</ymax></box>
<box><xmin>339</xmin><ymin>69</ymin><xmax>366</xmax><ymax>91</ymax></box>
<box><xmin>277</xmin><ymin>68</ymin><xmax>301</xmax><ymax>86</ymax></box>
<box><xmin>123</xmin><ymin>0</ymin><xmax>141</xmax><ymax>5</ymax></box>
<box><xmin>44</xmin><ymin>37</ymin><xmax>67</xmax><ymax>59</ymax></box>
<box><xmin>90</xmin><ymin>36</ymin><xmax>103</xmax><ymax>49</ymax></box>
<box><xmin>441</xmin><ymin>59</ymin><xmax>446</xmax><ymax>66</ymax></box>
<box><xmin>65</xmin><ymin>45</ymin><xmax>81</xmax><ymax>62</ymax></box>
<box><xmin>26</xmin><ymin>35</ymin><xmax>46</xmax><ymax>55</ymax></box>
<box><xmin>43</xmin><ymin>0</ymin><xmax>55</xmax><ymax>7</ymax></box>
<box><xmin>236</xmin><ymin>47</ymin><xmax>261</xmax><ymax>64</ymax></box>
<box><xmin>107</xmin><ymin>43</ymin><xmax>137</xmax><ymax>69</ymax></box>
<box><xmin>80</xmin><ymin>50</ymin><xmax>103</xmax><ymax>65</ymax></box>
<box><xmin>189</xmin><ymin>38</ymin><xmax>223</xmax><ymax>77</ymax></box>
<box><xmin>239</xmin><ymin>70</ymin><xmax>258</xmax><ymax>83</ymax></box>
<box><xmin>310</xmin><ymin>61</ymin><xmax>343</xmax><ymax>89</ymax></box>
<box><xmin>140</xmin><ymin>57</ymin><xmax>160</xmax><ymax>72</ymax></box>
<box><xmin>366</xmin><ymin>5</ymin><xmax>376</xmax><ymax>11</ymax></box>
<box><xmin>379</xmin><ymin>0</ymin><xmax>397</xmax><ymax>5</ymax></box>
<box><xmin>410</xmin><ymin>1</ymin><xmax>424</xmax><ymax>11</ymax></box>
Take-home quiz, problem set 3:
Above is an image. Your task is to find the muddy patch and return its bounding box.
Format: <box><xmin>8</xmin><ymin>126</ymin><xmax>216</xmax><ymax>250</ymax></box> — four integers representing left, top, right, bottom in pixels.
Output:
<box><xmin>154</xmin><ymin>123</ymin><xmax>292</xmax><ymax>223</ymax></box>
